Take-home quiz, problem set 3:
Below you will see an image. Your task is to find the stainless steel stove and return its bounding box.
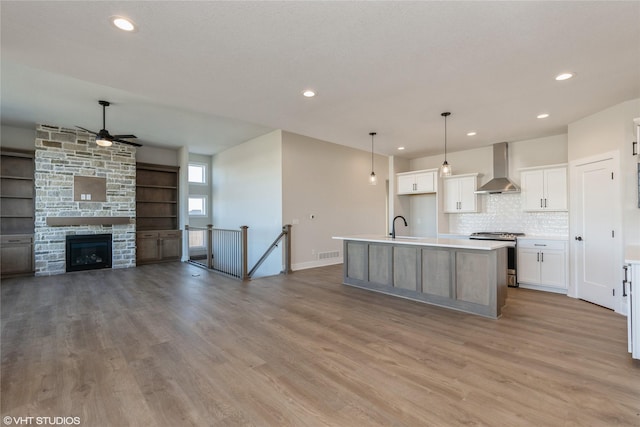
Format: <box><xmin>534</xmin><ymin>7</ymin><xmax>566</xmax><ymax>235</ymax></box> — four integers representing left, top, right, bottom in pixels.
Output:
<box><xmin>469</xmin><ymin>232</ymin><xmax>525</xmax><ymax>241</ymax></box>
<box><xmin>470</xmin><ymin>232</ymin><xmax>525</xmax><ymax>287</ymax></box>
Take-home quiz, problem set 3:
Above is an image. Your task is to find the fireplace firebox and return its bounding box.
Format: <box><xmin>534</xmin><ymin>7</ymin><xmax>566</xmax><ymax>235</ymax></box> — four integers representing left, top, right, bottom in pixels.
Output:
<box><xmin>65</xmin><ymin>234</ymin><xmax>112</xmax><ymax>272</ymax></box>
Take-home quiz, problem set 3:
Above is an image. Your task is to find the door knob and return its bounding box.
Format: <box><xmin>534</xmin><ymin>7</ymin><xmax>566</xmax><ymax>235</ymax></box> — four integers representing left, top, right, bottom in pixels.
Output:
<box><xmin>575</xmin><ymin>236</ymin><xmax>583</xmax><ymax>241</ymax></box>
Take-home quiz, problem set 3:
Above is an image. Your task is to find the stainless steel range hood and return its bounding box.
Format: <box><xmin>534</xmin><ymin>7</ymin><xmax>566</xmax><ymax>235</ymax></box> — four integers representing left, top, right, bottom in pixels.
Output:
<box><xmin>475</xmin><ymin>142</ymin><xmax>520</xmax><ymax>194</ymax></box>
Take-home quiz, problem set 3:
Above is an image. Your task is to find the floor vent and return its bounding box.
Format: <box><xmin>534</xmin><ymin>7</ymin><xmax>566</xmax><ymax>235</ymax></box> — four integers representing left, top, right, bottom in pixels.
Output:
<box><xmin>318</xmin><ymin>251</ymin><xmax>340</xmax><ymax>260</ymax></box>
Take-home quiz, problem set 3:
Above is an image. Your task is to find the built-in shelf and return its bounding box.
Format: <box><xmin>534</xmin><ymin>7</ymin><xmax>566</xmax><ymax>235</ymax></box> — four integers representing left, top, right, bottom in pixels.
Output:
<box><xmin>1</xmin><ymin>148</ymin><xmax>35</xmax><ymax>276</ymax></box>
<box><xmin>135</xmin><ymin>162</ymin><xmax>181</xmax><ymax>263</ymax></box>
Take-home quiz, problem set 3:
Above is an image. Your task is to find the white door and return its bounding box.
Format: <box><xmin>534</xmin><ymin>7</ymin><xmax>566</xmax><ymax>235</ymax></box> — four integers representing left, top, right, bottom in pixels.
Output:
<box><xmin>574</xmin><ymin>157</ymin><xmax>618</xmax><ymax>310</ymax></box>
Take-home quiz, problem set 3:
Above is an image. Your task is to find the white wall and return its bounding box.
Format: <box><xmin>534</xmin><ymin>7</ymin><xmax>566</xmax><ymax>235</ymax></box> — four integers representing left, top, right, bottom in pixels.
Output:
<box><xmin>568</xmin><ymin>98</ymin><xmax>640</xmax><ymax>247</ymax></box>
<box><xmin>1</xmin><ymin>125</ymin><xmax>35</xmax><ymax>149</ymax></box>
<box><xmin>282</xmin><ymin>131</ymin><xmax>388</xmax><ymax>270</ymax></box>
<box><xmin>409</xmin><ymin>134</ymin><xmax>568</xmax><ymax>187</ymax></box>
<box><xmin>136</xmin><ymin>145</ymin><xmax>179</xmax><ymax>166</ymax></box>
<box><xmin>212</xmin><ymin>130</ymin><xmax>283</xmax><ymax>277</ymax></box>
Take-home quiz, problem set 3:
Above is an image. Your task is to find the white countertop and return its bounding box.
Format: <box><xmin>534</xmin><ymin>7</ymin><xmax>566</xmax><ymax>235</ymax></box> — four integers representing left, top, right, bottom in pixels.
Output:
<box><xmin>333</xmin><ymin>234</ymin><xmax>512</xmax><ymax>250</ymax></box>
<box><xmin>625</xmin><ymin>245</ymin><xmax>640</xmax><ymax>264</ymax></box>
<box><xmin>517</xmin><ymin>235</ymin><xmax>569</xmax><ymax>241</ymax></box>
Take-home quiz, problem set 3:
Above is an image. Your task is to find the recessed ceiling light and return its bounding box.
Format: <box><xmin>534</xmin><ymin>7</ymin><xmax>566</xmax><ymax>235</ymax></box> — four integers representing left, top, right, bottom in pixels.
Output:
<box><xmin>467</xmin><ymin>131</ymin><xmax>477</xmax><ymax>136</ymax></box>
<box><xmin>302</xmin><ymin>90</ymin><xmax>316</xmax><ymax>98</ymax></box>
<box><xmin>537</xmin><ymin>113</ymin><xmax>550</xmax><ymax>119</ymax></box>
<box><xmin>110</xmin><ymin>16</ymin><xmax>137</xmax><ymax>32</ymax></box>
<box><xmin>555</xmin><ymin>72</ymin><xmax>574</xmax><ymax>81</ymax></box>
<box><xmin>397</xmin><ymin>147</ymin><xmax>405</xmax><ymax>150</ymax></box>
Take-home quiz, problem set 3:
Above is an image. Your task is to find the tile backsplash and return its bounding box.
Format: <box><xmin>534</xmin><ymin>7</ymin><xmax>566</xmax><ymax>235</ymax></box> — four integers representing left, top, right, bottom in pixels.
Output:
<box><xmin>449</xmin><ymin>193</ymin><xmax>569</xmax><ymax>236</ymax></box>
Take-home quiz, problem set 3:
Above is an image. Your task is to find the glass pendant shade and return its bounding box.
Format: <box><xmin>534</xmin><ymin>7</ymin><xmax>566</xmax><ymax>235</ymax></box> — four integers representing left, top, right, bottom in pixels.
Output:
<box><xmin>440</xmin><ymin>160</ymin><xmax>452</xmax><ymax>177</ymax></box>
<box><xmin>439</xmin><ymin>112</ymin><xmax>452</xmax><ymax>177</ymax></box>
<box><xmin>369</xmin><ymin>171</ymin><xmax>377</xmax><ymax>185</ymax></box>
<box><xmin>369</xmin><ymin>132</ymin><xmax>377</xmax><ymax>185</ymax></box>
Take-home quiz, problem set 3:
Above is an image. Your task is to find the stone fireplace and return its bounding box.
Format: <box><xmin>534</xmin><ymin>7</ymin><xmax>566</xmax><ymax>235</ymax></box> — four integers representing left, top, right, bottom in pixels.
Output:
<box><xmin>34</xmin><ymin>125</ymin><xmax>136</xmax><ymax>275</ymax></box>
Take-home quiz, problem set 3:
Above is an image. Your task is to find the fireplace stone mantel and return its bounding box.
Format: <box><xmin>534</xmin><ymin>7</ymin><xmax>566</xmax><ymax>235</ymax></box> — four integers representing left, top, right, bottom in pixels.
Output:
<box><xmin>46</xmin><ymin>217</ymin><xmax>134</xmax><ymax>226</ymax></box>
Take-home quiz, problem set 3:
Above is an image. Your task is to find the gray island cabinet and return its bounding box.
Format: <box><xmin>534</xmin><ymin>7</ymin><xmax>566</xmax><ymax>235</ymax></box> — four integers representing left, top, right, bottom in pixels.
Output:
<box><xmin>333</xmin><ymin>235</ymin><xmax>511</xmax><ymax>318</ymax></box>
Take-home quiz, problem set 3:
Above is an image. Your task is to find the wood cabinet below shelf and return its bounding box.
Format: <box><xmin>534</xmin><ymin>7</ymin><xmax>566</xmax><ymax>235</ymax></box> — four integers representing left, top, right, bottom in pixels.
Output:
<box><xmin>136</xmin><ymin>230</ymin><xmax>182</xmax><ymax>264</ymax></box>
<box><xmin>1</xmin><ymin>234</ymin><xmax>34</xmax><ymax>277</ymax></box>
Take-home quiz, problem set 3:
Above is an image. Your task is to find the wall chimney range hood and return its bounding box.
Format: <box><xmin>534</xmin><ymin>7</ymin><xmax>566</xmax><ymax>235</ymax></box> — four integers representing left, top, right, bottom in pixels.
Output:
<box><xmin>475</xmin><ymin>142</ymin><xmax>520</xmax><ymax>194</ymax></box>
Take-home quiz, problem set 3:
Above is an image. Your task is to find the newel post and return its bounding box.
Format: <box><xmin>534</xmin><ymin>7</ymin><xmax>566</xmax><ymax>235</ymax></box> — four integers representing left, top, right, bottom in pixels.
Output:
<box><xmin>240</xmin><ymin>225</ymin><xmax>249</xmax><ymax>281</ymax></box>
<box><xmin>282</xmin><ymin>224</ymin><xmax>292</xmax><ymax>275</ymax></box>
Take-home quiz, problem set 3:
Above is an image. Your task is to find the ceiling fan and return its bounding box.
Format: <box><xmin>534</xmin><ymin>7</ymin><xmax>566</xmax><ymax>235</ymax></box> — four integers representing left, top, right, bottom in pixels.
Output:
<box><xmin>77</xmin><ymin>100</ymin><xmax>142</xmax><ymax>147</ymax></box>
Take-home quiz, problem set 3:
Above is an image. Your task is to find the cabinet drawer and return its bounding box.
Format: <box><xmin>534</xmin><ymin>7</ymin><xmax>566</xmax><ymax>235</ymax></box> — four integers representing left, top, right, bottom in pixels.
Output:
<box><xmin>159</xmin><ymin>230</ymin><xmax>181</xmax><ymax>238</ymax></box>
<box><xmin>517</xmin><ymin>239</ymin><xmax>566</xmax><ymax>250</ymax></box>
<box><xmin>137</xmin><ymin>231</ymin><xmax>159</xmax><ymax>239</ymax></box>
<box><xmin>1</xmin><ymin>235</ymin><xmax>33</xmax><ymax>245</ymax></box>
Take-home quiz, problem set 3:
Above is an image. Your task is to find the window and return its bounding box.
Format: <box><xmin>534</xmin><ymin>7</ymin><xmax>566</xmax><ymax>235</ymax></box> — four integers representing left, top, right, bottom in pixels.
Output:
<box><xmin>188</xmin><ymin>163</ymin><xmax>207</xmax><ymax>184</ymax></box>
<box><xmin>188</xmin><ymin>196</ymin><xmax>207</xmax><ymax>216</ymax></box>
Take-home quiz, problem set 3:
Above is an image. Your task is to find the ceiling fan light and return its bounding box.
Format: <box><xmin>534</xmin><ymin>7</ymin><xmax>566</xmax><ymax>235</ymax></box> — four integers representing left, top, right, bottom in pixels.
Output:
<box><xmin>96</xmin><ymin>138</ymin><xmax>112</xmax><ymax>147</ymax></box>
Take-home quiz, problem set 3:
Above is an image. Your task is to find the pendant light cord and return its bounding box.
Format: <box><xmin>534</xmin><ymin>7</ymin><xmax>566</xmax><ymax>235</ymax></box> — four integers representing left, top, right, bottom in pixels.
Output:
<box><xmin>369</xmin><ymin>132</ymin><xmax>376</xmax><ymax>172</ymax></box>
<box><xmin>441</xmin><ymin>112</ymin><xmax>450</xmax><ymax>162</ymax></box>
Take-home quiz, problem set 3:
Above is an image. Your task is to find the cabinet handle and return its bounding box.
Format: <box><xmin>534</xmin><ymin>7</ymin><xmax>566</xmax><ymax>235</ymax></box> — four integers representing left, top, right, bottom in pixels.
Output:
<box><xmin>540</xmin><ymin>252</ymin><xmax>544</xmax><ymax>262</ymax></box>
<box><xmin>623</xmin><ymin>266</ymin><xmax>629</xmax><ymax>297</ymax></box>
<box><xmin>544</xmin><ymin>198</ymin><xmax>548</xmax><ymax>208</ymax></box>
<box><xmin>540</xmin><ymin>199</ymin><xmax>543</xmax><ymax>208</ymax></box>
<box><xmin>537</xmin><ymin>252</ymin><xmax>540</xmax><ymax>262</ymax></box>
<box><xmin>534</xmin><ymin>244</ymin><xmax>547</xmax><ymax>247</ymax></box>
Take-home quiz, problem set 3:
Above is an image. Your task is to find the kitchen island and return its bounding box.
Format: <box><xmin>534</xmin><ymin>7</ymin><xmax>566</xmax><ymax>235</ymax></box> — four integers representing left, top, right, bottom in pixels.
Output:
<box><xmin>333</xmin><ymin>235</ymin><xmax>512</xmax><ymax>318</ymax></box>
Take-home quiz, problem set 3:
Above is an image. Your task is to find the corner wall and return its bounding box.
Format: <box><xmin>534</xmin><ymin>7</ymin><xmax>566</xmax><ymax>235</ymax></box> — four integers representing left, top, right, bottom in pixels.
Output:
<box><xmin>282</xmin><ymin>131</ymin><xmax>388</xmax><ymax>270</ymax></box>
<box><xmin>568</xmin><ymin>98</ymin><xmax>640</xmax><ymax>247</ymax></box>
<box><xmin>211</xmin><ymin>130</ymin><xmax>283</xmax><ymax>277</ymax></box>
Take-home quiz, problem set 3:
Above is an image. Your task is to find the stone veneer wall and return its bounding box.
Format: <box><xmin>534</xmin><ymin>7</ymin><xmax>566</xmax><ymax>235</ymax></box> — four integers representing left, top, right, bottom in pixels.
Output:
<box><xmin>34</xmin><ymin>124</ymin><xmax>136</xmax><ymax>275</ymax></box>
<box><xmin>449</xmin><ymin>193</ymin><xmax>569</xmax><ymax>236</ymax></box>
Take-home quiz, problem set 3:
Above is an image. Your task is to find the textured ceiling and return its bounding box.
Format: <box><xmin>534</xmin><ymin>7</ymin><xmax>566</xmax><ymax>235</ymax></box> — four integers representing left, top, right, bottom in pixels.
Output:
<box><xmin>1</xmin><ymin>1</ymin><xmax>639</xmax><ymax>157</ymax></box>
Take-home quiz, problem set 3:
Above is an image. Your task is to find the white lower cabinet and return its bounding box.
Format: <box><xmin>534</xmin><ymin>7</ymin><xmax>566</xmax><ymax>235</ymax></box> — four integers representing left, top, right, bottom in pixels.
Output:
<box><xmin>517</xmin><ymin>238</ymin><xmax>567</xmax><ymax>292</ymax></box>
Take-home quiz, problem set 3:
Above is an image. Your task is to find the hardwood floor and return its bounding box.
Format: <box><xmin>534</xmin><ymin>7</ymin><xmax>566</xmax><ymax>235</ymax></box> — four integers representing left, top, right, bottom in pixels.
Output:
<box><xmin>2</xmin><ymin>263</ymin><xmax>639</xmax><ymax>426</ymax></box>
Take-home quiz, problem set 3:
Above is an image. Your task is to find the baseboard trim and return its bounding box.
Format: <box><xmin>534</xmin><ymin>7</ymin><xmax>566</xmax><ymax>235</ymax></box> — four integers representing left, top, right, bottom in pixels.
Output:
<box><xmin>292</xmin><ymin>257</ymin><xmax>343</xmax><ymax>271</ymax></box>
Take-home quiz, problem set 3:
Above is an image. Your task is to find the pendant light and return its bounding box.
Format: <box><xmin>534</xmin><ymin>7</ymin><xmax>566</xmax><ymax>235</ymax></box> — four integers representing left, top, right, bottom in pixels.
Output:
<box><xmin>440</xmin><ymin>112</ymin><xmax>452</xmax><ymax>177</ymax></box>
<box><xmin>369</xmin><ymin>132</ymin><xmax>377</xmax><ymax>185</ymax></box>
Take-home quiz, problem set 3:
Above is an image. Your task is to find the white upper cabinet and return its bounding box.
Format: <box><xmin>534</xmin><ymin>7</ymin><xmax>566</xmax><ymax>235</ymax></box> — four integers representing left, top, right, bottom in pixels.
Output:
<box><xmin>520</xmin><ymin>165</ymin><xmax>567</xmax><ymax>211</ymax></box>
<box><xmin>443</xmin><ymin>174</ymin><xmax>479</xmax><ymax>213</ymax></box>
<box><xmin>397</xmin><ymin>170</ymin><xmax>437</xmax><ymax>195</ymax></box>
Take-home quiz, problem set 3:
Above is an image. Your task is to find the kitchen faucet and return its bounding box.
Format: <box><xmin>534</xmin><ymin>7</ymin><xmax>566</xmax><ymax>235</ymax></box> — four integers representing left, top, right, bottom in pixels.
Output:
<box><xmin>391</xmin><ymin>215</ymin><xmax>408</xmax><ymax>239</ymax></box>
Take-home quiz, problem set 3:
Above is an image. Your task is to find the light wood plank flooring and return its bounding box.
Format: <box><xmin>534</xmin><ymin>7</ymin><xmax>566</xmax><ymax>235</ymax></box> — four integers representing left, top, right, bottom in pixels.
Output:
<box><xmin>2</xmin><ymin>263</ymin><xmax>639</xmax><ymax>426</ymax></box>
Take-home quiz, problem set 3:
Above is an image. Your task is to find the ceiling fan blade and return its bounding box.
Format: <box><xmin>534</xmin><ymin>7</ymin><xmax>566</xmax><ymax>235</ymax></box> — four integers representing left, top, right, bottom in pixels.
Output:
<box><xmin>113</xmin><ymin>134</ymin><xmax>137</xmax><ymax>139</ymax></box>
<box><xmin>76</xmin><ymin>126</ymin><xmax>98</xmax><ymax>135</ymax></box>
<box><xmin>113</xmin><ymin>138</ymin><xmax>143</xmax><ymax>147</ymax></box>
